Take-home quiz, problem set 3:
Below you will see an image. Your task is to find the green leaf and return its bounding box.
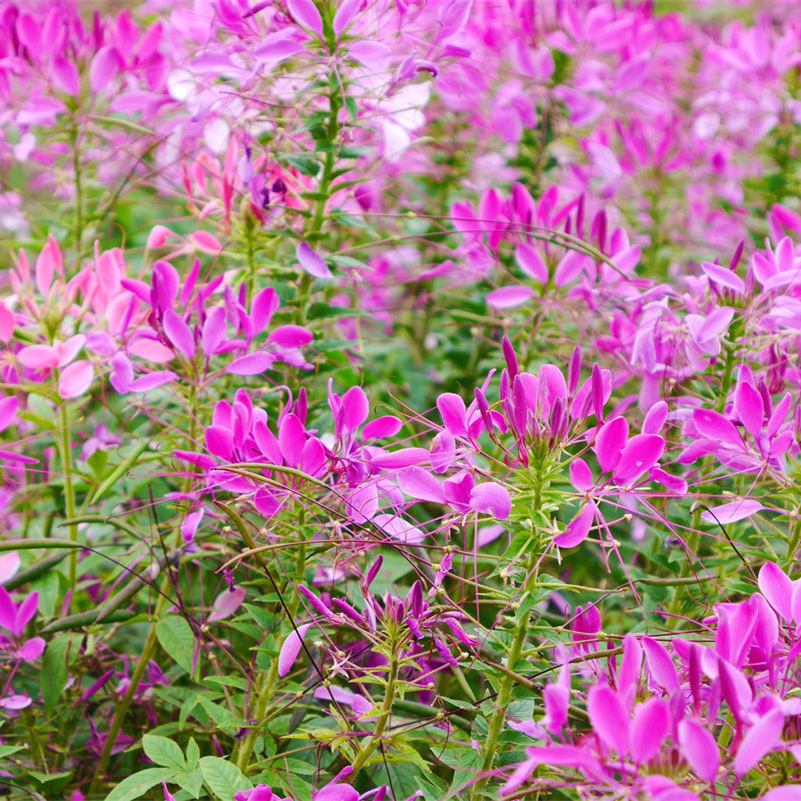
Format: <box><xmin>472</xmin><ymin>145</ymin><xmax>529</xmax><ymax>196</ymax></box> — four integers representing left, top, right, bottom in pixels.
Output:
<box><xmin>202</xmin><ymin>675</ymin><xmax>248</xmax><ymax>691</ymax></box>
<box><xmin>142</xmin><ymin>734</ymin><xmax>185</xmax><ymax>771</ymax></box>
<box><xmin>0</xmin><ymin>745</ymin><xmax>25</xmax><ymax>758</ymax></box>
<box><xmin>29</xmin><ymin>770</ymin><xmax>73</xmax><ymax>792</ymax></box>
<box><xmin>284</xmin><ymin>154</ymin><xmax>320</xmax><ymax>177</ymax></box>
<box><xmin>173</xmin><ymin>767</ymin><xmax>204</xmax><ymax>798</ymax></box>
<box><xmin>185</xmin><ymin>737</ymin><xmax>200</xmax><ymax>771</ymax></box>
<box><xmin>199</xmin><ymin>757</ymin><xmax>252</xmax><ymax>801</ymax></box>
<box><xmin>89</xmin><ymin>439</ymin><xmax>150</xmax><ymax>504</ymax></box>
<box><xmin>156</xmin><ymin>615</ymin><xmax>196</xmax><ymax>674</ymax></box>
<box><xmin>104</xmin><ymin>768</ymin><xmax>172</xmax><ymax>801</ymax></box>
<box><xmin>41</xmin><ymin>633</ymin><xmax>71</xmax><ymax>715</ymax></box>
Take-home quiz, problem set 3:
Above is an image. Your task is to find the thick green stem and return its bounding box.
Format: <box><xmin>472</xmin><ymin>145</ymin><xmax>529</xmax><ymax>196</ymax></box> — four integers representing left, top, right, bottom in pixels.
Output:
<box><xmin>472</xmin><ymin>609</ymin><xmax>531</xmax><ymax>799</ymax></box>
<box><xmin>245</xmin><ymin>216</ymin><xmax>257</xmax><ymax>300</ymax></box>
<box><xmin>90</xmin><ymin>601</ymin><xmax>162</xmax><ymax>794</ymax></box>
<box><xmin>72</xmin><ymin>125</ymin><xmax>83</xmax><ymax>257</ymax></box>
<box><xmin>715</xmin><ymin>344</ymin><xmax>736</xmax><ymax>413</ymax></box>
<box><xmin>233</xmin><ymin>522</ymin><xmax>306</xmax><ymax>774</ymax></box>
<box><xmin>235</xmin><ymin>661</ymin><xmax>279</xmax><ymax>772</ymax></box>
<box><xmin>57</xmin><ymin>405</ymin><xmax>79</xmax><ymax>597</ymax></box>
<box><xmin>295</xmin><ymin>84</ymin><xmax>342</xmax><ymax>327</ymax></box>
<box><xmin>348</xmin><ymin>654</ymin><xmax>399</xmax><ymax>778</ymax></box>
<box><xmin>472</xmin><ymin>478</ymin><xmax>543</xmax><ymax>799</ymax></box>
<box><xmin>784</xmin><ymin>516</ymin><xmax>801</xmax><ymax>571</ymax></box>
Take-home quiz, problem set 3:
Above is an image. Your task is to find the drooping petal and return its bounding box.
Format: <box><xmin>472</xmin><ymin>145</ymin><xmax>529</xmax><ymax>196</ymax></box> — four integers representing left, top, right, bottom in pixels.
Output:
<box><xmin>226</xmin><ymin>352</ymin><xmax>275</xmax><ymax>375</ymax></box>
<box><xmin>763</xmin><ymin>787</ymin><xmax>801</xmax><ymax>800</ymax></box>
<box><xmin>251</xmin><ymin>287</ymin><xmax>279</xmax><ymax>334</ymax></box>
<box><xmin>371</xmin><ymin>513</ymin><xmax>426</xmax><ymax>544</ymax></box>
<box><xmin>18</xmin><ymin>344</ymin><xmax>60</xmax><ymax>370</ymax></box>
<box><xmin>701</xmin><ymin>261</ymin><xmax>745</xmax><ymax>294</ymax></box>
<box><xmin>642</xmin><ymin>401</ymin><xmax>668</xmax><ymax>435</ymax></box>
<box><xmin>612</xmin><ymin>434</ymin><xmax>664</xmax><ymax>484</ymax></box>
<box><xmin>693</xmin><ymin>409</ymin><xmax>742</xmax><ymax>447</ymax></box>
<box><xmin>618</xmin><ymin>634</ymin><xmax>642</xmax><ymax>709</ymax></box>
<box><xmin>17</xmin><ymin>637</ymin><xmax>45</xmax><ymax>662</ymax></box>
<box><xmin>202</xmin><ymin>307</ymin><xmax>227</xmax><ymax>357</ymax></box>
<box><xmin>734</xmin><ymin>709</ymin><xmax>784</xmax><ymax>776</ymax></box>
<box><xmin>0</xmin><ymin>553</ymin><xmax>20</xmax><ymax>585</ymax></box>
<box><xmin>269</xmin><ymin>325</ymin><xmax>313</xmax><ymax>349</ymax></box>
<box><xmin>208</xmin><ymin>587</ymin><xmax>247</xmax><ymax>622</ymax></box>
<box><xmin>594</xmin><ymin>416</ymin><xmax>629</xmax><ymax>473</ymax></box>
<box><xmin>631</xmin><ymin>698</ymin><xmax>669</xmax><ymax>764</ymax></box>
<box><xmin>569</xmin><ymin>458</ymin><xmax>594</xmax><ymax>492</ymax></box>
<box><xmin>758</xmin><ymin>562</ymin><xmax>794</xmax><ymax>623</ymax></box>
<box><xmin>700</xmin><ymin>500</ymin><xmax>763</xmax><ymax>525</ymax></box>
<box><xmin>642</xmin><ymin>637</ymin><xmax>679</xmax><ymax>694</ymax></box>
<box><xmin>278</xmin><ymin>413</ymin><xmax>306</xmax><ymax>467</ymax></box>
<box><xmin>287</xmin><ymin>0</ymin><xmax>323</xmax><ymax>36</ymax></box>
<box><xmin>362</xmin><ymin>416</ymin><xmax>402</xmax><ymax>441</ymax></box>
<box><xmin>205</xmin><ymin>426</ymin><xmax>234</xmax><ymax>461</ymax></box>
<box><xmin>190</xmin><ymin>231</ymin><xmax>222</xmax><ymax>254</ymax></box>
<box><xmin>734</xmin><ymin>380</ymin><xmax>763</xmax><ymax>438</ymax></box>
<box><xmin>677</xmin><ymin>719</ymin><xmax>719</xmax><ymax>782</ymax></box>
<box><xmin>13</xmin><ymin>591</ymin><xmax>39</xmax><ymax>637</ymax></box>
<box><xmin>337</xmin><ymin>386</ymin><xmax>369</xmax><ymax>437</ymax></box>
<box><xmin>89</xmin><ymin>46</ymin><xmax>121</xmax><ymax>92</ymax></box>
<box><xmin>333</xmin><ymin>0</ymin><xmax>361</xmax><ymax>37</ymax></box>
<box><xmin>0</xmin><ymin>587</ymin><xmax>16</xmax><ymax>633</ymax></box>
<box><xmin>313</xmin><ymin>685</ymin><xmax>373</xmax><ymax>719</ymax></box>
<box><xmin>437</xmin><ymin>393</ymin><xmax>467</xmax><ymax>437</ymax></box>
<box><xmin>58</xmin><ymin>360</ymin><xmax>94</xmax><ymax>399</ymax></box>
<box><xmin>163</xmin><ymin>310</ymin><xmax>195</xmax><ymax>358</ymax></box>
<box><xmin>514</xmin><ymin>242</ymin><xmax>548</xmax><ymax>283</ymax></box>
<box><xmin>128</xmin><ymin>371</ymin><xmax>178</xmax><ymax>393</ymax></box>
<box><xmin>487</xmin><ymin>285</ymin><xmax>536</xmax><ymax>309</ymax></box>
<box><xmin>0</xmin><ymin>396</ymin><xmax>19</xmax><ymax>433</ymax></box>
<box><xmin>470</xmin><ymin>482</ymin><xmax>512</xmax><ymax>520</ymax></box>
<box><xmin>398</xmin><ymin>468</ymin><xmax>446</xmax><ymax>504</ymax></box>
<box><xmin>587</xmin><ymin>684</ymin><xmax>630</xmax><ymax>755</ymax></box>
<box><xmin>297</xmin><ymin>242</ymin><xmax>330</xmax><ymax>278</ymax></box>
<box><xmin>278</xmin><ymin>623</ymin><xmax>312</xmax><ymax>677</ymax></box>
<box><xmin>554</xmin><ymin>502</ymin><xmax>596</xmax><ymax>549</ymax></box>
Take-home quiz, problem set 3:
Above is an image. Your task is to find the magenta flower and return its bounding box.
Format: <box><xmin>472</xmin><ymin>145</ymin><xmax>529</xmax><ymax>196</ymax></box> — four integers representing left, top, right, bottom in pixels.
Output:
<box><xmin>0</xmin><ymin>587</ymin><xmax>44</xmax><ymax>663</ymax></box>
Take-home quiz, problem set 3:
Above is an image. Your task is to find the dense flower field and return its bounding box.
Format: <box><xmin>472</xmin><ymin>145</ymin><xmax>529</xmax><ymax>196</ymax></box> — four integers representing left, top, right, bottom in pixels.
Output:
<box><xmin>2</xmin><ymin>0</ymin><xmax>801</xmax><ymax>798</ymax></box>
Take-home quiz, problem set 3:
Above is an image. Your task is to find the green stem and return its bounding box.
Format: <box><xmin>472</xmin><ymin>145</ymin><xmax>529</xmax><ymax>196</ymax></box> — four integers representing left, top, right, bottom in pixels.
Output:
<box><xmin>235</xmin><ymin>661</ymin><xmax>279</xmax><ymax>772</ymax></box>
<box><xmin>245</xmin><ymin>216</ymin><xmax>257</xmax><ymax>300</ymax></box>
<box><xmin>784</xmin><ymin>516</ymin><xmax>801</xmax><ymax>571</ymax></box>
<box><xmin>472</xmin><ymin>609</ymin><xmax>531</xmax><ymax>799</ymax></box>
<box><xmin>295</xmin><ymin>82</ymin><xmax>342</xmax><ymax>327</ymax></box>
<box><xmin>89</xmin><ymin>571</ymin><xmax>172</xmax><ymax>794</ymax></box>
<box><xmin>472</xmin><ymin>483</ymin><xmax>543</xmax><ymax>799</ymax></box>
<box><xmin>348</xmin><ymin>653</ymin><xmax>399</xmax><ymax>778</ymax></box>
<box><xmin>72</xmin><ymin>125</ymin><xmax>83</xmax><ymax>257</ymax></box>
<box><xmin>716</xmin><ymin>344</ymin><xmax>736</xmax><ymax>413</ymax></box>
<box><xmin>57</xmin><ymin>405</ymin><xmax>79</xmax><ymax>598</ymax></box>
